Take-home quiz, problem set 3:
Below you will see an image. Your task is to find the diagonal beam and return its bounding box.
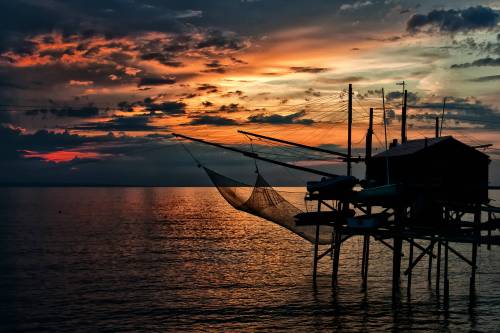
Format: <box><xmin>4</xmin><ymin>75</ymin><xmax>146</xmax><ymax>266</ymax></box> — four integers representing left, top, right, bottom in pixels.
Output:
<box><xmin>404</xmin><ymin>240</ymin><xmax>436</xmax><ymax>275</ymax></box>
<box><xmin>238</xmin><ymin>130</ymin><xmax>350</xmax><ymax>158</ymax></box>
<box><xmin>172</xmin><ymin>133</ymin><xmax>339</xmax><ymax>178</ymax></box>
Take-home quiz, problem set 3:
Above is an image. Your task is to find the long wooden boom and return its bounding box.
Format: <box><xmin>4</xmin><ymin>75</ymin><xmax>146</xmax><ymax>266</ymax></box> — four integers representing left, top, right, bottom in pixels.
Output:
<box><xmin>172</xmin><ymin>133</ymin><xmax>339</xmax><ymax>178</ymax></box>
<box><xmin>238</xmin><ymin>130</ymin><xmax>363</xmax><ymax>163</ymax></box>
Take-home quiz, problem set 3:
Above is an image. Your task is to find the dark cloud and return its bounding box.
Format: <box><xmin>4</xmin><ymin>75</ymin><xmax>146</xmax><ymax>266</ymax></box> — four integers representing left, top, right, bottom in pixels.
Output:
<box><xmin>146</xmin><ymin>101</ymin><xmax>186</xmax><ymax>115</ymax></box>
<box><xmin>451</xmin><ymin>57</ymin><xmax>500</xmax><ymax>69</ymax></box>
<box><xmin>407</xmin><ymin>6</ymin><xmax>499</xmax><ymax>34</ymax></box>
<box><xmin>201</xmin><ymin>101</ymin><xmax>214</xmax><ymax>107</ymax></box>
<box><xmin>470</xmin><ymin>75</ymin><xmax>500</xmax><ymax>82</ymax></box>
<box><xmin>202</xmin><ymin>59</ymin><xmax>227</xmax><ymax>73</ymax></box>
<box><xmin>140</xmin><ymin>52</ymin><xmax>184</xmax><ymax>67</ymax></box>
<box><xmin>409</xmin><ymin>97</ymin><xmax>500</xmax><ymax>129</ymax></box>
<box><xmin>305</xmin><ymin>88</ymin><xmax>321</xmax><ymax>97</ymax></box>
<box><xmin>72</xmin><ymin>116</ymin><xmax>159</xmax><ymax>131</ymax></box>
<box><xmin>0</xmin><ymin>125</ymin><xmax>114</xmax><ymax>159</ymax></box>
<box><xmin>188</xmin><ymin>115</ymin><xmax>238</xmax><ymax>126</ymax></box>
<box><xmin>290</xmin><ymin>66</ymin><xmax>329</xmax><ymax>74</ymax></box>
<box><xmin>195</xmin><ymin>30</ymin><xmax>247</xmax><ymax>50</ymax></box>
<box><xmin>386</xmin><ymin>91</ymin><xmax>419</xmax><ymax>104</ymax></box>
<box><xmin>138</xmin><ymin>77</ymin><xmax>176</xmax><ymax>87</ymax></box>
<box><xmin>25</xmin><ymin>106</ymin><xmax>100</xmax><ymax>118</ymax></box>
<box><xmin>197</xmin><ymin>83</ymin><xmax>219</xmax><ymax>93</ymax></box>
<box><xmin>317</xmin><ymin>76</ymin><xmax>365</xmax><ymax>84</ymax></box>
<box><xmin>247</xmin><ymin>110</ymin><xmax>314</xmax><ymax>125</ymax></box>
<box><xmin>218</xmin><ymin>103</ymin><xmax>241</xmax><ymax>112</ymax></box>
<box><xmin>116</xmin><ymin>98</ymin><xmax>186</xmax><ymax>115</ymax></box>
<box><xmin>221</xmin><ymin>90</ymin><xmax>245</xmax><ymax>98</ymax></box>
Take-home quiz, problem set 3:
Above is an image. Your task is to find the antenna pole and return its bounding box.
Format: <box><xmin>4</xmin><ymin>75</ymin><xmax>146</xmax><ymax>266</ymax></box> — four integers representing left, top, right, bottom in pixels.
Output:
<box><xmin>347</xmin><ymin>83</ymin><xmax>353</xmax><ymax>176</ymax></box>
<box><xmin>382</xmin><ymin>88</ymin><xmax>387</xmax><ymax>150</ymax></box>
<box><xmin>440</xmin><ymin>97</ymin><xmax>446</xmax><ymax>136</ymax></box>
<box><xmin>401</xmin><ymin>90</ymin><xmax>407</xmax><ymax>144</ymax></box>
<box><xmin>366</xmin><ymin>107</ymin><xmax>373</xmax><ymax>162</ymax></box>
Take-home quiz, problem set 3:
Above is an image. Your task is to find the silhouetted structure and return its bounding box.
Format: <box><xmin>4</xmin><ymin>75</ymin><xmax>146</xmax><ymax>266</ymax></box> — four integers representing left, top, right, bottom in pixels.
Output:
<box><xmin>174</xmin><ymin>84</ymin><xmax>499</xmax><ymax>306</ymax></box>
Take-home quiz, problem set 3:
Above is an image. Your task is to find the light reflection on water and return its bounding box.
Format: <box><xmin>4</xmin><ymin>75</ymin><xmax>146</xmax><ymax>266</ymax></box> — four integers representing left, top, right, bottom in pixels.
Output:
<box><xmin>1</xmin><ymin>187</ymin><xmax>500</xmax><ymax>331</ymax></box>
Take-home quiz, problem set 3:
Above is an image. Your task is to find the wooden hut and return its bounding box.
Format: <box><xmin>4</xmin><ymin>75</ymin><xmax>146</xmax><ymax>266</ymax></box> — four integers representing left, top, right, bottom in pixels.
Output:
<box><xmin>366</xmin><ymin>136</ymin><xmax>490</xmax><ymax>207</ymax></box>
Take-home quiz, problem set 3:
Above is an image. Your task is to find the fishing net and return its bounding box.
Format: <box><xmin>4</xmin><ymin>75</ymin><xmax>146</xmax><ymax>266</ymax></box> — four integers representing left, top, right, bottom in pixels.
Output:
<box><xmin>204</xmin><ymin>167</ymin><xmax>333</xmax><ymax>244</ymax></box>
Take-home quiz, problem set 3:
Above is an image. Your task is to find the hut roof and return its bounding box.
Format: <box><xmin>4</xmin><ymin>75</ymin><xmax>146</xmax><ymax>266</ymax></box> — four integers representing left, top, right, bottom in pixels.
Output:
<box><xmin>373</xmin><ymin>136</ymin><xmax>489</xmax><ymax>159</ymax></box>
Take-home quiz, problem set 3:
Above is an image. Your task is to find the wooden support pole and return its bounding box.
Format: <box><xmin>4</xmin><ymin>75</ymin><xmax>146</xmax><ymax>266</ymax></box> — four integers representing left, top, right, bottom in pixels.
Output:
<box><xmin>332</xmin><ymin>228</ymin><xmax>342</xmax><ymax>288</ymax></box>
<box><xmin>392</xmin><ymin>208</ymin><xmax>403</xmax><ymax>301</ymax></box>
<box><xmin>488</xmin><ymin>212</ymin><xmax>492</xmax><ymax>251</ymax></box>
<box><xmin>347</xmin><ymin>84</ymin><xmax>353</xmax><ymax>176</ymax></box>
<box><xmin>470</xmin><ymin>205</ymin><xmax>480</xmax><ymax>297</ymax></box>
<box><xmin>436</xmin><ymin>241</ymin><xmax>441</xmax><ymax>295</ymax></box>
<box><xmin>393</xmin><ymin>236</ymin><xmax>403</xmax><ymax>300</ymax></box>
<box><xmin>435</xmin><ymin>117</ymin><xmax>439</xmax><ymax>138</ymax></box>
<box><xmin>444</xmin><ymin>241</ymin><xmax>450</xmax><ymax>305</ymax></box>
<box><xmin>428</xmin><ymin>241</ymin><xmax>434</xmax><ymax>283</ymax></box>
<box><xmin>401</xmin><ymin>90</ymin><xmax>408</xmax><ymax>144</ymax></box>
<box><xmin>363</xmin><ymin>235</ymin><xmax>370</xmax><ymax>290</ymax></box>
<box><xmin>407</xmin><ymin>239</ymin><xmax>414</xmax><ymax>298</ymax></box>
<box><xmin>404</xmin><ymin>240</ymin><xmax>436</xmax><ymax>275</ymax></box>
<box><xmin>313</xmin><ymin>201</ymin><xmax>321</xmax><ymax>286</ymax></box>
<box><xmin>361</xmin><ymin>236</ymin><xmax>366</xmax><ymax>278</ymax></box>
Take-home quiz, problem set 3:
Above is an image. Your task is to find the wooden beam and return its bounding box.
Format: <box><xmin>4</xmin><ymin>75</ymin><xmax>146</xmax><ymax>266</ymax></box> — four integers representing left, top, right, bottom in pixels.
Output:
<box><xmin>172</xmin><ymin>133</ymin><xmax>339</xmax><ymax>178</ymax></box>
<box><xmin>237</xmin><ymin>130</ymin><xmax>350</xmax><ymax>158</ymax></box>
<box><xmin>404</xmin><ymin>240</ymin><xmax>436</xmax><ymax>275</ymax></box>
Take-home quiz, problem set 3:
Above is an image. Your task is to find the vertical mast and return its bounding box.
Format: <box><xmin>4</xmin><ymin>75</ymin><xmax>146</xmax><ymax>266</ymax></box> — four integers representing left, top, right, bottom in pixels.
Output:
<box><xmin>401</xmin><ymin>89</ymin><xmax>407</xmax><ymax>144</ymax></box>
<box><xmin>347</xmin><ymin>84</ymin><xmax>353</xmax><ymax>176</ymax></box>
<box><xmin>365</xmin><ymin>107</ymin><xmax>373</xmax><ymax>162</ymax></box>
<box><xmin>435</xmin><ymin>117</ymin><xmax>439</xmax><ymax>138</ymax></box>
<box><xmin>382</xmin><ymin>88</ymin><xmax>387</xmax><ymax>150</ymax></box>
<box><xmin>440</xmin><ymin>97</ymin><xmax>446</xmax><ymax>136</ymax></box>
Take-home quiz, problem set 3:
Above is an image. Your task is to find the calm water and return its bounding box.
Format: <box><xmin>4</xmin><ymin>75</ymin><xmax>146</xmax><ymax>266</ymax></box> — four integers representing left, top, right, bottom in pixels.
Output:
<box><xmin>1</xmin><ymin>187</ymin><xmax>500</xmax><ymax>332</ymax></box>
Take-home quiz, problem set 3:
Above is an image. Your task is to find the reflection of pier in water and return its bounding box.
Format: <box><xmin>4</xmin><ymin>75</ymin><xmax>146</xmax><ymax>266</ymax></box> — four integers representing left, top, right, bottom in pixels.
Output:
<box><xmin>173</xmin><ymin>83</ymin><xmax>500</xmax><ymax>305</ymax></box>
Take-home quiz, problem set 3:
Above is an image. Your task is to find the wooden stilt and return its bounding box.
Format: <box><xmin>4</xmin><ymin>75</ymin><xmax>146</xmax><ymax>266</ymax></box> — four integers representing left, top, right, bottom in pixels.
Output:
<box><xmin>332</xmin><ymin>228</ymin><xmax>342</xmax><ymax>288</ymax></box>
<box><xmin>313</xmin><ymin>201</ymin><xmax>321</xmax><ymax>285</ymax></box>
<box><xmin>362</xmin><ymin>235</ymin><xmax>370</xmax><ymax>290</ymax></box>
<box><xmin>392</xmin><ymin>236</ymin><xmax>402</xmax><ymax>300</ymax></box>
<box><xmin>444</xmin><ymin>241</ymin><xmax>449</xmax><ymax>305</ymax></box>
<box><xmin>407</xmin><ymin>239</ymin><xmax>414</xmax><ymax>298</ymax></box>
<box><xmin>392</xmin><ymin>208</ymin><xmax>403</xmax><ymax>301</ymax></box>
<box><xmin>428</xmin><ymin>241</ymin><xmax>434</xmax><ymax>283</ymax></box>
<box><xmin>488</xmin><ymin>212</ymin><xmax>492</xmax><ymax>251</ymax></box>
<box><xmin>436</xmin><ymin>241</ymin><xmax>441</xmax><ymax>296</ymax></box>
<box><xmin>470</xmin><ymin>205</ymin><xmax>480</xmax><ymax>297</ymax></box>
<box><xmin>361</xmin><ymin>236</ymin><xmax>366</xmax><ymax>278</ymax></box>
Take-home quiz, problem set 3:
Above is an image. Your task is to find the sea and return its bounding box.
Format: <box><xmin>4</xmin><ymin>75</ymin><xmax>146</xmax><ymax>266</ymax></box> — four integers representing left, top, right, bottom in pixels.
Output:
<box><xmin>1</xmin><ymin>187</ymin><xmax>500</xmax><ymax>332</ymax></box>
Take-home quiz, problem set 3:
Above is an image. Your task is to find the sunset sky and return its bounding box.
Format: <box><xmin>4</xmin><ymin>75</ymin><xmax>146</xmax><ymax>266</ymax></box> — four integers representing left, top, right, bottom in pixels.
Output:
<box><xmin>1</xmin><ymin>0</ymin><xmax>500</xmax><ymax>185</ymax></box>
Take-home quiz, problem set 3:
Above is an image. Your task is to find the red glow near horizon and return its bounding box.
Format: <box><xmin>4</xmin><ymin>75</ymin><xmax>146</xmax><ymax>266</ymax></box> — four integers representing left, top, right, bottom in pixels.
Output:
<box><xmin>22</xmin><ymin>150</ymin><xmax>101</xmax><ymax>163</ymax></box>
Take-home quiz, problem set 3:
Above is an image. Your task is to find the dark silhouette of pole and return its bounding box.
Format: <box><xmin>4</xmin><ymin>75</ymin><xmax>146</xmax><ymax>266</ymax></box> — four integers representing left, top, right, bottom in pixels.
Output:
<box><xmin>365</xmin><ymin>108</ymin><xmax>373</xmax><ymax>163</ymax></box>
<box><xmin>440</xmin><ymin>97</ymin><xmax>446</xmax><ymax>136</ymax></box>
<box><xmin>407</xmin><ymin>239</ymin><xmax>414</xmax><ymax>298</ymax></box>
<box><xmin>312</xmin><ymin>201</ymin><xmax>321</xmax><ymax>286</ymax></box>
<box><xmin>382</xmin><ymin>88</ymin><xmax>388</xmax><ymax>150</ymax></box>
<box><xmin>435</xmin><ymin>117</ymin><xmax>439</xmax><ymax>138</ymax></box>
<box><xmin>347</xmin><ymin>84</ymin><xmax>353</xmax><ymax>176</ymax></box>
<box><xmin>401</xmin><ymin>90</ymin><xmax>407</xmax><ymax>143</ymax></box>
